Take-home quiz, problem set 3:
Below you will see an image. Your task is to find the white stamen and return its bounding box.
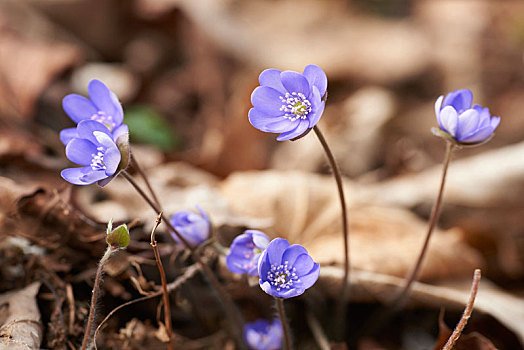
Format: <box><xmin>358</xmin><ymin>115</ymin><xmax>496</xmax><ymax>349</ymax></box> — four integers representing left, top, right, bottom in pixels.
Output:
<box><xmin>279</xmin><ymin>92</ymin><xmax>312</xmax><ymax>121</ymax></box>
<box><xmin>266</xmin><ymin>263</ymin><xmax>299</xmax><ymax>290</ymax></box>
<box><xmin>90</xmin><ymin>148</ymin><xmax>106</xmax><ymax>171</ymax></box>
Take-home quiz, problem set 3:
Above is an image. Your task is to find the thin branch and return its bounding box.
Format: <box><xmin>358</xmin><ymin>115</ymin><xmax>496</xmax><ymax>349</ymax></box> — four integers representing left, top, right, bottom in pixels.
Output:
<box><xmin>150</xmin><ymin>212</ymin><xmax>174</xmax><ymax>350</ymax></box>
<box><xmin>93</xmin><ymin>263</ymin><xmax>201</xmax><ymax>349</ymax></box>
<box><xmin>121</xmin><ymin>170</ymin><xmax>246</xmax><ymax>348</ymax></box>
<box><xmin>443</xmin><ymin>269</ymin><xmax>481</xmax><ymax>350</ymax></box>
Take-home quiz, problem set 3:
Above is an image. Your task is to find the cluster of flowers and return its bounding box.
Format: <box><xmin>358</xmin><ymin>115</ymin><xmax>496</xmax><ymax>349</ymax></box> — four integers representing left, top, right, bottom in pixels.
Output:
<box><xmin>60</xmin><ymin>66</ymin><xmax>500</xmax><ymax>350</ymax></box>
<box><xmin>60</xmin><ymin>80</ymin><xmax>130</xmax><ymax>186</ymax></box>
<box><xmin>166</xmin><ymin>214</ymin><xmax>320</xmax><ymax>349</ymax></box>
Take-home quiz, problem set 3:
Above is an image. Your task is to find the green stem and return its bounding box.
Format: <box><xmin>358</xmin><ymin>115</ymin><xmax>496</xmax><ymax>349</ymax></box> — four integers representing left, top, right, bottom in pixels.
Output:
<box><xmin>395</xmin><ymin>141</ymin><xmax>455</xmax><ymax>307</ymax></box>
<box><xmin>120</xmin><ymin>170</ymin><xmax>246</xmax><ymax>349</ymax></box>
<box><xmin>313</xmin><ymin>126</ymin><xmax>350</xmax><ymax>333</ymax></box>
<box><xmin>81</xmin><ymin>248</ymin><xmax>111</xmax><ymax>350</ymax></box>
<box><xmin>275</xmin><ymin>298</ymin><xmax>292</xmax><ymax>350</ymax></box>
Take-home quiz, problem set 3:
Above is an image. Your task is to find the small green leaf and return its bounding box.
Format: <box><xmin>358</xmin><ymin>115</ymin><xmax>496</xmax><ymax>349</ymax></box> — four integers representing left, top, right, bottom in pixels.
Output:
<box><xmin>106</xmin><ymin>224</ymin><xmax>130</xmax><ymax>250</ymax></box>
<box><xmin>124</xmin><ymin>106</ymin><xmax>179</xmax><ymax>150</ymax></box>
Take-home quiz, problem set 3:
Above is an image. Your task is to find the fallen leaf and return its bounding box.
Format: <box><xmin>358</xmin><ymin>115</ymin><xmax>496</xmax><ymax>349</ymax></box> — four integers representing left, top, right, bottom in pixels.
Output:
<box><xmin>0</xmin><ymin>282</ymin><xmax>42</xmax><ymax>349</ymax></box>
<box><xmin>220</xmin><ymin>170</ymin><xmax>484</xmax><ymax>281</ymax></box>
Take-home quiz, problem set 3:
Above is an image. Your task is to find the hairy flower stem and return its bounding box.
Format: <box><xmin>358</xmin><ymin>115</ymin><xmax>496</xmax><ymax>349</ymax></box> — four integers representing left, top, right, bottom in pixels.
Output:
<box><xmin>120</xmin><ymin>170</ymin><xmax>246</xmax><ymax>349</ymax></box>
<box><xmin>131</xmin><ymin>155</ymin><xmax>161</xmax><ymax>209</ymax></box>
<box><xmin>275</xmin><ymin>298</ymin><xmax>292</xmax><ymax>350</ymax></box>
<box><xmin>313</xmin><ymin>126</ymin><xmax>350</xmax><ymax>334</ymax></box>
<box><xmin>395</xmin><ymin>141</ymin><xmax>455</xmax><ymax>307</ymax></box>
<box><xmin>443</xmin><ymin>269</ymin><xmax>481</xmax><ymax>350</ymax></box>
<box><xmin>81</xmin><ymin>248</ymin><xmax>112</xmax><ymax>350</ymax></box>
<box><xmin>150</xmin><ymin>213</ymin><xmax>174</xmax><ymax>350</ymax></box>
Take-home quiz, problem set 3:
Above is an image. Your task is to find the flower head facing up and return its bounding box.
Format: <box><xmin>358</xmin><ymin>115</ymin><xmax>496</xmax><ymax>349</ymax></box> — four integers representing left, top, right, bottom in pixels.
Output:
<box><xmin>249</xmin><ymin>65</ymin><xmax>327</xmax><ymax>141</ymax></box>
<box><xmin>61</xmin><ymin>120</ymin><xmax>125</xmax><ymax>186</ymax></box>
<box><xmin>60</xmin><ymin>79</ymin><xmax>128</xmax><ymax>145</ymax></box>
<box><xmin>244</xmin><ymin>319</ymin><xmax>283</xmax><ymax>350</ymax></box>
<box><xmin>258</xmin><ymin>238</ymin><xmax>319</xmax><ymax>298</ymax></box>
<box><xmin>226</xmin><ymin>230</ymin><xmax>270</xmax><ymax>276</ymax></box>
<box><xmin>169</xmin><ymin>206</ymin><xmax>210</xmax><ymax>248</ymax></box>
<box><xmin>434</xmin><ymin>89</ymin><xmax>500</xmax><ymax>145</ymax></box>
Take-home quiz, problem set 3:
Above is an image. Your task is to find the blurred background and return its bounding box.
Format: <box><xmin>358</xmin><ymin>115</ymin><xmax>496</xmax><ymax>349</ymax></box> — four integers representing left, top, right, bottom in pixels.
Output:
<box><xmin>1</xmin><ymin>0</ymin><xmax>524</xmax><ymax>349</ymax></box>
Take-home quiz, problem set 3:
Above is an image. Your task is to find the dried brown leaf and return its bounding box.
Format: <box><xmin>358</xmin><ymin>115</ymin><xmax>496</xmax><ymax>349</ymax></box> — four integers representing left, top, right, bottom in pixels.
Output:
<box><xmin>0</xmin><ymin>282</ymin><xmax>42</xmax><ymax>349</ymax></box>
<box><xmin>220</xmin><ymin>170</ymin><xmax>484</xmax><ymax>281</ymax></box>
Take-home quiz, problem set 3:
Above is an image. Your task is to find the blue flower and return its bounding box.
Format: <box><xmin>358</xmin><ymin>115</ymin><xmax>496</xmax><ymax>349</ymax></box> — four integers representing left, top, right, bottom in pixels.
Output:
<box><xmin>244</xmin><ymin>319</ymin><xmax>283</xmax><ymax>350</ymax></box>
<box><xmin>258</xmin><ymin>238</ymin><xmax>319</xmax><ymax>298</ymax></box>
<box><xmin>249</xmin><ymin>65</ymin><xmax>327</xmax><ymax>141</ymax></box>
<box><xmin>61</xmin><ymin>120</ymin><xmax>127</xmax><ymax>186</ymax></box>
<box><xmin>435</xmin><ymin>89</ymin><xmax>500</xmax><ymax>144</ymax></box>
<box><xmin>226</xmin><ymin>230</ymin><xmax>270</xmax><ymax>276</ymax></box>
<box><xmin>60</xmin><ymin>79</ymin><xmax>128</xmax><ymax>145</ymax></box>
<box><xmin>169</xmin><ymin>207</ymin><xmax>210</xmax><ymax>248</ymax></box>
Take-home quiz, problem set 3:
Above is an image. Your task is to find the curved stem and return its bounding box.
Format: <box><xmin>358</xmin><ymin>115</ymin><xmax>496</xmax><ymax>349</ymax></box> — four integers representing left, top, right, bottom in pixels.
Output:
<box><xmin>120</xmin><ymin>170</ymin><xmax>246</xmax><ymax>348</ymax></box>
<box><xmin>396</xmin><ymin>141</ymin><xmax>455</xmax><ymax>307</ymax></box>
<box><xmin>275</xmin><ymin>298</ymin><xmax>292</xmax><ymax>350</ymax></box>
<box><xmin>443</xmin><ymin>269</ymin><xmax>481</xmax><ymax>350</ymax></box>
<box><xmin>81</xmin><ymin>248</ymin><xmax>111</xmax><ymax>350</ymax></box>
<box><xmin>150</xmin><ymin>213</ymin><xmax>173</xmax><ymax>350</ymax></box>
<box><xmin>131</xmin><ymin>154</ymin><xmax>161</xmax><ymax>209</ymax></box>
<box><xmin>313</xmin><ymin>126</ymin><xmax>350</xmax><ymax>331</ymax></box>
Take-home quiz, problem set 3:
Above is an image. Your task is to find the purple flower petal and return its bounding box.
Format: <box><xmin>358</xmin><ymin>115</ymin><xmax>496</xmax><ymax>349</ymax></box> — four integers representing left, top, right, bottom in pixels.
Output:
<box><xmin>259</xmin><ymin>69</ymin><xmax>286</xmax><ymax>95</ymax></box>
<box><xmin>307</xmin><ymin>86</ymin><xmax>324</xmax><ymax>128</ymax></box>
<box><xmin>88</xmin><ymin>80</ymin><xmax>123</xmax><ymax>125</ymax></box>
<box><xmin>59</xmin><ymin>127</ymin><xmax>77</xmax><ymax>145</ymax></box>
<box><xmin>442</xmin><ymin>89</ymin><xmax>472</xmax><ymax>113</ymax></box>
<box><xmin>61</xmin><ymin>167</ymin><xmax>107</xmax><ymax>185</ymax></box>
<box><xmin>112</xmin><ymin>124</ymin><xmax>129</xmax><ymax>141</ymax></box>
<box><xmin>297</xmin><ymin>263</ymin><xmax>320</xmax><ymax>290</ymax></box>
<box><xmin>434</xmin><ymin>95</ymin><xmax>444</xmax><ymax>116</ymax></box>
<box><xmin>248</xmin><ymin>108</ymin><xmax>292</xmax><ymax>133</ymax></box>
<box><xmin>292</xmin><ymin>254</ymin><xmax>315</xmax><ymax>275</ymax></box>
<box><xmin>65</xmin><ymin>138</ymin><xmax>97</xmax><ymax>165</ymax></box>
<box><xmin>93</xmin><ymin>131</ymin><xmax>117</xmax><ymax>150</ymax></box>
<box><xmin>456</xmin><ymin>109</ymin><xmax>480</xmax><ymax>140</ymax></box>
<box><xmin>276</xmin><ymin>120</ymin><xmax>309</xmax><ymax>141</ymax></box>
<box><xmin>281</xmin><ymin>245</ymin><xmax>308</xmax><ymax>266</ymax></box>
<box><xmin>491</xmin><ymin>116</ymin><xmax>500</xmax><ymax>129</ymax></box>
<box><xmin>62</xmin><ymin>95</ymin><xmax>98</xmax><ymax>123</ymax></box>
<box><xmin>77</xmin><ymin>120</ymin><xmax>111</xmax><ymax>144</ymax></box>
<box><xmin>303</xmin><ymin>64</ymin><xmax>327</xmax><ymax>98</ymax></box>
<box><xmin>258</xmin><ymin>251</ymin><xmax>271</xmax><ymax>280</ymax></box>
<box><xmin>280</xmin><ymin>71</ymin><xmax>310</xmax><ymax>96</ymax></box>
<box><xmin>266</xmin><ymin>238</ymin><xmax>289</xmax><ymax>265</ymax></box>
<box><xmin>459</xmin><ymin>126</ymin><xmax>495</xmax><ymax>143</ymax></box>
<box><xmin>251</xmin><ymin>86</ymin><xmax>287</xmax><ymax>116</ymax></box>
<box><xmin>260</xmin><ymin>281</ymin><xmax>274</xmax><ymax>296</ymax></box>
<box><xmin>251</xmin><ymin>231</ymin><xmax>270</xmax><ymax>249</ymax></box>
<box><xmin>438</xmin><ymin>106</ymin><xmax>458</xmax><ymax>137</ymax></box>
<box><xmin>103</xmin><ymin>144</ymin><xmax>121</xmax><ymax>176</ymax></box>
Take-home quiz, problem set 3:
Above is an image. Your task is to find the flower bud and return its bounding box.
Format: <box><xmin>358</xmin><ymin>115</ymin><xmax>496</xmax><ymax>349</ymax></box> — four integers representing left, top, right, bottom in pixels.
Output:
<box><xmin>106</xmin><ymin>219</ymin><xmax>130</xmax><ymax>250</ymax></box>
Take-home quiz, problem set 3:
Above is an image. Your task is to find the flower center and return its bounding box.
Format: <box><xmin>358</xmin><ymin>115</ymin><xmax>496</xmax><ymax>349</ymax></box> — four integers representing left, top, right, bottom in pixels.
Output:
<box><xmin>91</xmin><ymin>111</ymin><xmax>116</xmax><ymax>130</ymax></box>
<box><xmin>267</xmin><ymin>262</ymin><xmax>300</xmax><ymax>292</ymax></box>
<box><xmin>279</xmin><ymin>92</ymin><xmax>312</xmax><ymax>121</ymax></box>
<box><xmin>90</xmin><ymin>147</ymin><xmax>106</xmax><ymax>171</ymax></box>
